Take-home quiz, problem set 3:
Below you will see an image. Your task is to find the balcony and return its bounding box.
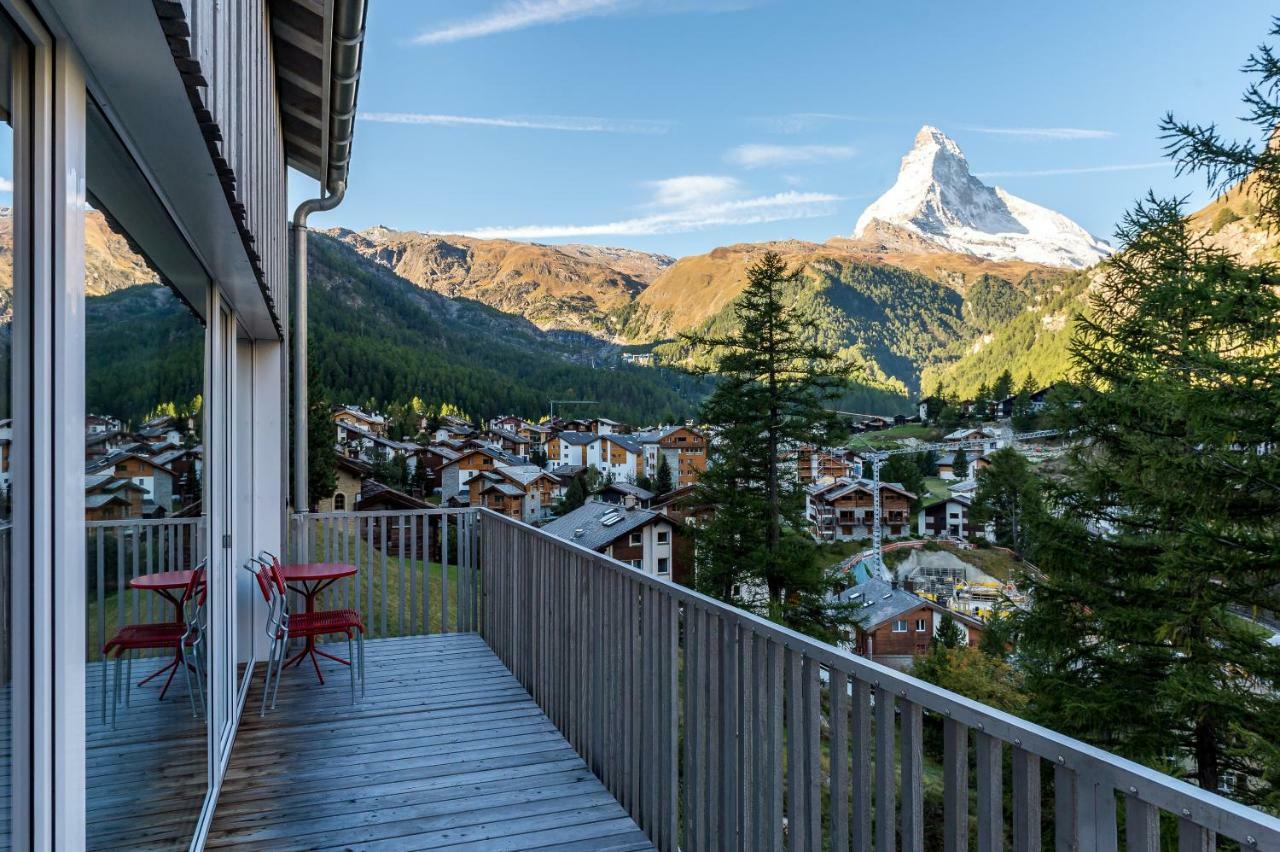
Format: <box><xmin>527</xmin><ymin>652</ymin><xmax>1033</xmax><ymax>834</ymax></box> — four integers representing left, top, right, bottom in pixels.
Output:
<box><xmin>87</xmin><ymin>509</ymin><xmax>1280</xmax><ymax>850</ymax></box>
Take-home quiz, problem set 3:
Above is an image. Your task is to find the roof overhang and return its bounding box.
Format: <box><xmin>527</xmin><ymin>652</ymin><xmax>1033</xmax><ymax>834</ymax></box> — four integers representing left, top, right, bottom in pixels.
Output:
<box><xmin>270</xmin><ymin>0</ymin><xmax>367</xmax><ymax>194</ymax></box>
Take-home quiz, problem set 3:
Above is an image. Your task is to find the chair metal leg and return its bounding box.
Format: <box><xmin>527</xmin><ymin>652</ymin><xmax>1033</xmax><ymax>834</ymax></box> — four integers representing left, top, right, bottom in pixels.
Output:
<box><xmin>359</xmin><ymin>630</ymin><xmax>366</xmax><ymax>698</ymax></box>
<box><xmin>269</xmin><ymin>632</ymin><xmax>287</xmax><ymax>711</ymax></box>
<box><xmin>111</xmin><ymin>653</ymin><xmax>121</xmax><ymax>729</ymax></box>
<box><xmin>348</xmin><ymin>633</ymin><xmax>355</xmax><ymax>704</ymax></box>
<box><xmin>193</xmin><ymin>643</ymin><xmax>206</xmax><ymax>719</ymax></box>
<box><xmin>125</xmin><ymin>653</ymin><xmax>132</xmax><ymax>708</ymax></box>
<box><xmin>260</xmin><ymin>636</ymin><xmax>279</xmax><ymax>716</ymax></box>
<box><xmin>181</xmin><ymin>643</ymin><xmax>198</xmax><ymax>718</ymax></box>
<box><xmin>100</xmin><ymin>654</ymin><xmax>108</xmax><ymax>726</ymax></box>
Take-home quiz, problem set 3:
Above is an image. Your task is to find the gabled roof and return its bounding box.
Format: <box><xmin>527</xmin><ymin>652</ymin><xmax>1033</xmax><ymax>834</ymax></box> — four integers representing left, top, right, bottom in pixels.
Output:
<box><xmin>837</xmin><ymin>578</ymin><xmax>931</xmax><ymax>630</ymax></box>
<box><xmin>480</xmin><ymin>481</ymin><xmax>526</xmax><ymax>498</ymax></box>
<box><xmin>498</xmin><ymin>465</ymin><xmax>555</xmax><ymax>486</ymax></box>
<box><xmin>542</xmin><ymin>500</ymin><xmax>668</xmax><ymax>553</ymax></box>
<box><xmin>601</xmin><ymin>433</ymin><xmax>642</xmax><ymax>454</ymax></box>
<box><xmin>556</xmin><ymin>431</ymin><xmax>599</xmax><ymax>446</ymax></box>
<box><xmin>86</xmin><ymin>451</ymin><xmax>175</xmax><ymax>477</ymax></box>
<box><xmin>808</xmin><ymin>477</ymin><xmax>914</xmax><ymax>502</ymax></box>
<box><xmin>598</xmin><ymin>482</ymin><xmax>655</xmax><ymax>501</ymax></box>
<box><xmin>488</xmin><ymin>428</ymin><xmax>530</xmax><ymax>444</ymax></box>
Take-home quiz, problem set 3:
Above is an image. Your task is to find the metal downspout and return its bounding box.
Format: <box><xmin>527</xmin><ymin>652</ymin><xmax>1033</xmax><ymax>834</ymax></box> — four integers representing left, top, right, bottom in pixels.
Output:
<box><xmin>291</xmin><ymin>183</ymin><xmax>345</xmax><ymax>512</ymax></box>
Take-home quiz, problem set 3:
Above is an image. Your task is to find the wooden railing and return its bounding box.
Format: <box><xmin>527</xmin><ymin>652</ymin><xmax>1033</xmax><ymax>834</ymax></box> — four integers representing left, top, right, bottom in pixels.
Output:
<box><xmin>479</xmin><ymin>510</ymin><xmax>1280</xmax><ymax>852</ymax></box>
<box><xmin>86</xmin><ymin>517</ymin><xmax>206</xmax><ymax>664</ymax></box>
<box><xmin>288</xmin><ymin>509</ymin><xmax>480</xmax><ymax>638</ymax></box>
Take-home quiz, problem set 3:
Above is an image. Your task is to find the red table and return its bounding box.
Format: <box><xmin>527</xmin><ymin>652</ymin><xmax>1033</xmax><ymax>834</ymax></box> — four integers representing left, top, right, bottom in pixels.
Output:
<box><xmin>279</xmin><ymin>562</ymin><xmax>358</xmax><ymax>683</ymax></box>
<box><xmin>129</xmin><ymin>569</ymin><xmax>196</xmax><ymax>698</ymax></box>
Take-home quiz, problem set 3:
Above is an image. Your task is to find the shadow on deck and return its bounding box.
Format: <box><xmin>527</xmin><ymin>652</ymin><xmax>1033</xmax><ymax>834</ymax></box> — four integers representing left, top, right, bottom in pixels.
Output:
<box><xmin>206</xmin><ymin>633</ymin><xmax>654</xmax><ymax>851</ymax></box>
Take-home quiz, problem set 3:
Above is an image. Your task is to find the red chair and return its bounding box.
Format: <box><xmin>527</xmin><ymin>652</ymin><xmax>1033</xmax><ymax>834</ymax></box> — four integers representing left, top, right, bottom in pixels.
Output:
<box><xmin>102</xmin><ymin>562</ymin><xmax>206</xmax><ymax>725</ymax></box>
<box><xmin>247</xmin><ymin>556</ymin><xmax>365</xmax><ymax>714</ymax></box>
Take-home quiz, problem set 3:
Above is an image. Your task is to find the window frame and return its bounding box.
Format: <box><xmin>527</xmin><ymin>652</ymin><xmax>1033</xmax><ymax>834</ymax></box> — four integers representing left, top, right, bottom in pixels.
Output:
<box><xmin>892</xmin><ymin>619</ymin><xmax>908</xmax><ymax>633</ymax></box>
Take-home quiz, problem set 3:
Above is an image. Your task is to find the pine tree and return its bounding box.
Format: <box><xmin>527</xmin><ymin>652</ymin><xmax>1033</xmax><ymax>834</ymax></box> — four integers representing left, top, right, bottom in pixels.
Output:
<box><xmin>558</xmin><ymin>476</ymin><xmax>587</xmax><ymax>515</ymax></box>
<box><xmin>307</xmin><ymin>395</ymin><xmax>337</xmax><ymax>511</ymax></box>
<box><xmin>684</xmin><ymin>251</ymin><xmax>853</xmax><ymax>636</ymax></box>
<box><xmin>969</xmin><ymin>447</ymin><xmax>1041</xmax><ymax>554</ymax></box>
<box><xmin>950</xmin><ymin>446</ymin><xmax>969</xmax><ymax>482</ymax></box>
<box><xmin>1015</xmin><ymin>30</ymin><xmax>1280</xmax><ymax>803</ymax></box>
<box><xmin>935</xmin><ymin>611</ymin><xmax>965</xmax><ymax>649</ymax></box>
<box><xmin>991</xmin><ymin>369</ymin><xmax>1014</xmax><ymax>406</ymax></box>
<box><xmin>1011</xmin><ymin>376</ymin><xmax>1037</xmax><ymax>430</ymax></box>
<box><xmin>654</xmin><ymin>453</ymin><xmax>674</xmax><ymax>496</ymax></box>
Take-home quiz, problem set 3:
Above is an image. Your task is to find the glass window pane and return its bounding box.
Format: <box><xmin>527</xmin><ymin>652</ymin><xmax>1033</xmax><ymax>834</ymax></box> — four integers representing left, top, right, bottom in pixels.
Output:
<box><xmin>83</xmin><ymin>170</ymin><xmax>208</xmax><ymax>846</ymax></box>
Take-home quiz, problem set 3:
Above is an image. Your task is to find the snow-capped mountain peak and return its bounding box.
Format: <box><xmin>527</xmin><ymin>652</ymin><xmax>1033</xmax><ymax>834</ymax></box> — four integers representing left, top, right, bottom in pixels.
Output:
<box><xmin>854</xmin><ymin>125</ymin><xmax>1112</xmax><ymax>268</ymax></box>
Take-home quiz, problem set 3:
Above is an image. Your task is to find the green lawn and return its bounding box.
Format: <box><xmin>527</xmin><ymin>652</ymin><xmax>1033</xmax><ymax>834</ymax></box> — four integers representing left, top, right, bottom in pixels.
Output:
<box><xmin>849</xmin><ymin>423</ymin><xmax>943</xmax><ymax>449</ymax></box>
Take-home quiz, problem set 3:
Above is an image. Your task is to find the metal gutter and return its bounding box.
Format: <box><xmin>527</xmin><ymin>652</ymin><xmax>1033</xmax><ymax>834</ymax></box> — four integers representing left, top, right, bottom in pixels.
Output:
<box><xmin>290</xmin><ymin>0</ymin><xmax>367</xmax><ymax>511</ymax></box>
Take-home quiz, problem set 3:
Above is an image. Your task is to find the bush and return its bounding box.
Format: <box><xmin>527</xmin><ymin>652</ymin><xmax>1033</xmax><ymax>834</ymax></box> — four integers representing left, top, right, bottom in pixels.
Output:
<box><xmin>1210</xmin><ymin>206</ymin><xmax>1241</xmax><ymax>233</ymax></box>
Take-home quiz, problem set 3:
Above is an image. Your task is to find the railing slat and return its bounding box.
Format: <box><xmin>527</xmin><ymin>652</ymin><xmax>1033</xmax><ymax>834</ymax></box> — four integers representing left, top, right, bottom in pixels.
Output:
<box><xmin>875</xmin><ymin>686</ymin><xmax>896</xmax><ymax>852</ymax></box>
<box><xmin>1013</xmin><ymin>747</ymin><xmax>1042</xmax><ymax>852</ymax></box>
<box><xmin>787</xmin><ymin>646</ymin><xmax>805</xmax><ymax>851</ymax></box>
<box><xmin>1126</xmin><ymin>795</ymin><xmax>1159</xmax><ymax>852</ymax></box>
<box><xmin>830</xmin><ymin>670</ymin><xmax>849</xmax><ymax>852</ymax></box>
<box><xmin>900</xmin><ymin>698</ymin><xmax>924</xmax><ymax>851</ymax></box>
<box><xmin>944</xmin><ymin>718</ymin><xmax>969</xmax><ymax>852</ymax></box>
<box><xmin>852</xmin><ymin>678</ymin><xmax>873</xmax><ymax>852</ymax></box>
<box><xmin>977</xmin><ymin>731</ymin><xmax>1003</xmax><ymax>852</ymax></box>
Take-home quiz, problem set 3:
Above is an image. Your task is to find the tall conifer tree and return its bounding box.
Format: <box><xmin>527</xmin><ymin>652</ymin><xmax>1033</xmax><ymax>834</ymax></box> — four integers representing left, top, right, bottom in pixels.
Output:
<box><xmin>685</xmin><ymin>252</ymin><xmax>852</xmax><ymax>636</ymax></box>
<box><xmin>1015</xmin><ymin>26</ymin><xmax>1280</xmax><ymax>802</ymax></box>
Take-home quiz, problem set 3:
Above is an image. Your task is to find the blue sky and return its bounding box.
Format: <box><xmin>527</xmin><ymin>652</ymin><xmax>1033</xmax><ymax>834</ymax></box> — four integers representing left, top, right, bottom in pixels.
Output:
<box><xmin>290</xmin><ymin>0</ymin><xmax>1272</xmax><ymax>258</ymax></box>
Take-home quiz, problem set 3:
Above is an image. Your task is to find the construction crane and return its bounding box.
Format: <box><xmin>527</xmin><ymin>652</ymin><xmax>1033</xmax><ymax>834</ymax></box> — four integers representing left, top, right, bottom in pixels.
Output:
<box><xmin>853</xmin><ymin>429</ymin><xmax>1062</xmax><ymax>578</ymax></box>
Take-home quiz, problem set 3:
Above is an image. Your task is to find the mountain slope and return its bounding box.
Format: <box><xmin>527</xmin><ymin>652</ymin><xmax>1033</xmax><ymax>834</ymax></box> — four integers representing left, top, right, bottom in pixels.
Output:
<box><xmin>922</xmin><ymin>179</ymin><xmax>1277</xmax><ymax>397</ymax></box>
<box><xmin>621</xmin><ymin>240</ymin><xmax>972</xmax><ymax>395</ymax></box>
<box><xmin>853</xmin><ymin>126</ymin><xmax>1113</xmax><ymax>268</ymax></box>
<box><xmin>325</xmin><ymin>226</ymin><xmax>672</xmax><ymax>337</ymax></box>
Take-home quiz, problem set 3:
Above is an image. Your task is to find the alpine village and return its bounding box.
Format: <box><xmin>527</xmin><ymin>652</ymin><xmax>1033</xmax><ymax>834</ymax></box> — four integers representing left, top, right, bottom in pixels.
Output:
<box><xmin>12</xmin><ymin>2</ymin><xmax>1280</xmax><ymax>850</ymax></box>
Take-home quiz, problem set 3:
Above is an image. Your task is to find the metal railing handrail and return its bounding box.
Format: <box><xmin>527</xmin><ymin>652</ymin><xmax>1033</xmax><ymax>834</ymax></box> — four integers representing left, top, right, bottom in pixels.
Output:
<box><xmin>478</xmin><ymin>508</ymin><xmax>1280</xmax><ymax>850</ymax></box>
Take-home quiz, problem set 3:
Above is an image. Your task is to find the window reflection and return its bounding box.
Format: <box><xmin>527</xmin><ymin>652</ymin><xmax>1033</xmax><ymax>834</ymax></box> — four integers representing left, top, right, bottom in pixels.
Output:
<box><xmin>82</xmin><ymin>204</ymin><xmax>208</xmax><ymax>847</ymax></box>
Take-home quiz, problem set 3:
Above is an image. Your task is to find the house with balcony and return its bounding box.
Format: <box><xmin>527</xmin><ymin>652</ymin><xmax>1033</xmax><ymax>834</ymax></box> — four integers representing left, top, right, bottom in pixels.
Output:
<box><xmin>807</xmin><ymin>477</ymin><xmax>916</xmax><ymax>541</ymax></box>
<box><xmin>9</xmin><ymin>1</ymin><xmax>1278</xmax><ymax>850</ymax></box>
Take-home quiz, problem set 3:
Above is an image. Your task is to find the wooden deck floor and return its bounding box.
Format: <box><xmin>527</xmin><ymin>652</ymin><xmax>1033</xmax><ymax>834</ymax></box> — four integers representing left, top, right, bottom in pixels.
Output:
<box><xmin>204</xmin><ymin>633</ymin><xmax>654</xmax><ymax>851</ymax></box>
<box><xmin>86</xmin><ymin>654</ymin><xmax>208</xmax><ymax>851</ymax></box>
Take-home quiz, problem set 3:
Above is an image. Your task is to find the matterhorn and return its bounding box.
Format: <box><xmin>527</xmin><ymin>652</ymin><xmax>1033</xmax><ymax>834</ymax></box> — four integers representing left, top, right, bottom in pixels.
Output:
<box><xmin>854</xmin><ymin>125</ymin><xmax>1112</xmax><ymax>268</ymax></box>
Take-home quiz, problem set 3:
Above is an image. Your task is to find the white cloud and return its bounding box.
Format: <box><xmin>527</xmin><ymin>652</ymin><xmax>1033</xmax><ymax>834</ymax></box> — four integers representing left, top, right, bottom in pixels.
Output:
<box><xmin>647</xmin><ymin>175</ymin><xmax>741</xmax><ymax>208</ymax></box>
<box><xmin>359</xmin><ymin>112</ymin><xmax>669</xmax><ymax>135</ymax></box>
<box><xmin>976</xmin><ymin>162</ymin><xmax>1170</xmax><ymax>178</ymax></box>
<box><xmin>415</xmin><ymin>0</ymin><xmax>624</xmax><ymax>45</ymax></box>
<box><xmin>457</xmin><ymin>186</ymin><xmax>841</xmax><ymax>239</ymax></box>
<box><xmin>965</xmin><ymin>126</ymin><xmax>1116</xmax><ymax>141</ymax></box>
<box><xmin>726</xmin><ymin>143</ymin><xmax>856</xmax><ymax>169</ymax></box>
<box><xmin>0</xmin><ymin>177</ymin><xmax>11</xmax><ymax>192</ymax></box>
<box><xmin>414</xmin><ymin>0</ymin><xmax>763</xmax><ymax>44</ymax></box>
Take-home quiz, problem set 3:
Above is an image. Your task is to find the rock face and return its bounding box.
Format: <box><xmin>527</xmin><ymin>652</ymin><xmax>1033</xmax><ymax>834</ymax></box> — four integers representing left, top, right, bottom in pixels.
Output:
<box><xmin>853</xmin><ymin>125</ymin><xmax>1113</xmax><ymax>269</ymax></box>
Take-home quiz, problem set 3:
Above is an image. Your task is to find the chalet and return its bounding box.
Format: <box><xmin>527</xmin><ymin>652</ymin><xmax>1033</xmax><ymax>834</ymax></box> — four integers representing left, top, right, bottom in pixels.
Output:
<box><xmin>433</xmin><ymin>415</ymin><xmax>478</xmax><ymax>443</ymax></box>
<box><xmin>440</xmin><ymin>446</ymin><xmax>525</xmax><ymax>503</ymax></box>
<box><xmin>599</xmin><ymin>434</ymin><xmax>645</xmax><ymax>481</ymax></box>
<box><xmin>558</xmin><ymin>419</ymin><xmax>595</xmax><ymax>433</ymax></box>
<box><xmin>84</xmin><ymin>474</ymin><xmax>148</xmax><ymax>521</ymax></box>
<box><xmin>806</xmin><ymin>478</ymin><xmax>915</xmax><ymax>541</ymax></box>
<box><xmin>85</xmin><ymin>414</ymin><xmax>122</xmax><ymax>434</ymax></box>
<box><xmin>596</xmin><ymin>481</ymin><xmax>655</xmax><ymax>508</ymax></box>
<box><xmin>935</xmin><ymin>453</ymin><xmax>964</xmax><ymax>481</ymax></box>
<box><xmin>333</xmin><ymin>405</ymin><xmax>387</xmax><ymax>437</ymax></box>
<box><xmin>465</xmin><ymin>465</ymin><xmax>561</xmax><ymax>522</ymax></box>
<box><xmin>795</xmin><ymin>445</ymin><xmax>862</xmax><ymax>484</ymax></box>
<box><xmin>412</xmin><ymin>445</ymin><xmax>461</xmax><ymax>494</ymax></box>
<box><xmin>338</xmin><ymin>422</ymin><xmax>420</xmax><ymax>467</ymax></box>
<box><xmin>489</xmin><ymin>415</ymin><xmax>528</xmax><ymax>433</ymax></box>
<box><xmin>87</xmin><ymin>451</ymin><xmax>176</xmax><ymax>514</ymax></box>
<box><xmin>918</xmin><ymin>493</ymin><xmax>988</xmax><ymax>541</ymax></box>
<box><xmin>838</xmin><ymin>578</ymin><xmax>985</xmax><ymax>670</ymax></box>
<box><xmin>135</xmin><ymin>416</ymin><xmax>184</xmax><ymax>447</ymax></box>
<box><xmin>549</xmin><ymin>430</ymin><xmax>599</xmax><ymax>469</ymax></box>
<box><xmin>590</xmin><ymin>417</ymin><xmax>626</xmax><ymax>435</ymax></box>
<box><xmin>356</xmin><ymin>480</ymin><xmax>431</xmax><ymax>513</ymax></box>
<box><xmin>84</xmin><ymin>429</ymin><xmax>126</xmax><ymax>462</ymax></box>
<box><xmin>636</xmin><ymin>426</ymin><xmax>709</xmax><ymax>489</ymax></box>
<box><xmin>543</xmin><ymin>500</ymin><xmax>680</xmax><ymax>580</ymax></box>
<box><xmin>483</xmin><ymin>427</ymin><xmax>531</xmax><ymax>459</ymax></box>
<box><xmin>943</xmin><ymin>427</ymin><xmax>1000</xmax><ymax>453</ymax></box>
